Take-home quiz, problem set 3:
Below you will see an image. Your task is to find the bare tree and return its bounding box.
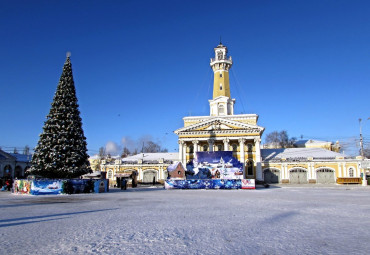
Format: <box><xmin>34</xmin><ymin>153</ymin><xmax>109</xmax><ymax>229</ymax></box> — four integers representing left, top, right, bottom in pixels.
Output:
<box><xmin>98</xmin><ymin>147</ymin><xmax>106</xmax><ymax>158</ymax></box>
<box><xmin>121</xmin><ymin>147</ymin><xmax>130</xmax><ymax>158</ymax></box>
<box><xmin>364</xmin><ymin>146</ymin><xmax>370</xmax><ymax>158</ymax></box>
<box><xmin>265</xmin><ymin>131</ymin><xmax>280</xmax><ymax>148</ymax></box>
<box><xmin>143</xmin><ymin>141</ymin><xmax>161</xmax><ymax>153</ymax></box>
<box><xmin>265</xmin><ymin>130</ymin><xmax>297</xmax><ymax>148</ymax></box>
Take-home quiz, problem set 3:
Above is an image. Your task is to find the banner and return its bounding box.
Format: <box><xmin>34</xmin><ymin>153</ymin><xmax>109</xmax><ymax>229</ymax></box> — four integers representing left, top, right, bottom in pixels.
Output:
<box><xmin>13</xmin><ymin>180</ymin><xmax>31</xmax><ymax>194</ymax></box>
<box><xmin>165</xmin><ymin>179</ymin><xmax>255</xmax><ymax>189</ymax></box>
<box><xmin>30</xmin><ymin>180</ymin><xmax>63</xmax><ymax>195</ymax></box>
<box><xmin>13</xmin><ymin>179</ymin><xmax>109</xmax><ymax>195</ymax></box>
<box><xmin>186</xmin><ymin>151</ymin><xmax>244</xmax><ymax>180</ymax></box>
<box><xmin>241</xmin><ymin>179</ymin><xmax>255</xmax><ymax>189</ymax></box>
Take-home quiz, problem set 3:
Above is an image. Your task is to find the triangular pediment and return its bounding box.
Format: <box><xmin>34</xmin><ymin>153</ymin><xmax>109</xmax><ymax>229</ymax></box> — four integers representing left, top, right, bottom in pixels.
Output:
<box><xmin>174</xmin><ymin>117</ymin><xmax>264</xmax><ymax>134</ymax></box>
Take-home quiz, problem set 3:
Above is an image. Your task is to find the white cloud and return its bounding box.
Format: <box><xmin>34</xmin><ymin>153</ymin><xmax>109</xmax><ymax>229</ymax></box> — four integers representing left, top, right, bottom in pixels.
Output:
<box><xmin>105</xmin><ymin>141</ymin><xmax>120</xmax><ymax>155</ymax></box>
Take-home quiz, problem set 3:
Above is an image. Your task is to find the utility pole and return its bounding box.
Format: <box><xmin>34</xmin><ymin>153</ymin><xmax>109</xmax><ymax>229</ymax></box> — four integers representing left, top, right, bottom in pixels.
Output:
<box><xmin>359</xmin><ymin>118</ymin><xmax>370</xmax><ymax>186</ymax></box>
<box><xmin>359</xmin><ymin>118</ymin><xmax>364</xmax><ymax>158</ymax></box>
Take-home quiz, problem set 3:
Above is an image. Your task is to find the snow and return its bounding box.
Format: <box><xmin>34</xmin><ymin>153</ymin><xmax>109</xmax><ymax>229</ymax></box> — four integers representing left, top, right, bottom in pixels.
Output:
<box><xmin>122</xmin><ymin>152</ymin><xmax>179</xmax><ymax>162</ymax></box>
<box><xmin>1</xmin><ymin>185</ymin><xmax>370</xmax><ymax>254</ymax></box>
<box><xmin>261</xmin><ymin>148</ymin><xmax>347</xmax><ymax>160</ymax></box>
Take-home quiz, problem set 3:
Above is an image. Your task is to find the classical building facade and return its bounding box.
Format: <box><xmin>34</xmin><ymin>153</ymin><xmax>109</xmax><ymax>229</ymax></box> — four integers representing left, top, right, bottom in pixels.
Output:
<box><xmin>175</xmin><ymin>43</ymin><xmax>265</xmax><ymax>180</ymax></box>
<box><xmin>174</xmin><ymin>43</ymin><xmax>364</xmax><ymax>184</ymax></box>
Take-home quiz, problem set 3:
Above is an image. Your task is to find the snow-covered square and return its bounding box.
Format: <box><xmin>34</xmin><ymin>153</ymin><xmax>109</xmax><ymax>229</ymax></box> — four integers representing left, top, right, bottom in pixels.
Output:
<box><xmin>1</xmin><ymin>185</ymin><xmax>370</xmax><ymax>255</ymax></box>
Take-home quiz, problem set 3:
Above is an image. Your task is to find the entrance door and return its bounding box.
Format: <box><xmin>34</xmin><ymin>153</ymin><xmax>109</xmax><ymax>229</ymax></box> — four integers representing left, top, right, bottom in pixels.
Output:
<box><xmin>316</xmin><ymin>169</ymin><xmax>335</xmax><ymax>184</ymax></box>
<box><xmin>143</xmin><ymin>170</ymin><xmax>156</xmax><ymax>183</ymax></box>
<box><xmin>289</xmin><ymin>169</ymin><xmax>308</xmax><ymax>184</ymax></box>
<box><xmin>264</xmin><ymin>169</ymin><xmax>280</xmax><ymax>184</ymax></box>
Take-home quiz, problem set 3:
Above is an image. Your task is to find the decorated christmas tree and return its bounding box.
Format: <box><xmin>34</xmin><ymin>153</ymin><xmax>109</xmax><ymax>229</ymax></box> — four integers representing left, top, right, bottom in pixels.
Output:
<box><xmin>30</xmin><ymin>54</ymin><xmax>91</xmax><ymax>178</ymax></box>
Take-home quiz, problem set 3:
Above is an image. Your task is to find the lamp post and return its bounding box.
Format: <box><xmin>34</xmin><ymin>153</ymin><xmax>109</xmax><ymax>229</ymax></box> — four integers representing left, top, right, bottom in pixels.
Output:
<box><xmin>359</xmin><ymin>117</ymin><xmax>370</xmax><ymax>186</ymax></box>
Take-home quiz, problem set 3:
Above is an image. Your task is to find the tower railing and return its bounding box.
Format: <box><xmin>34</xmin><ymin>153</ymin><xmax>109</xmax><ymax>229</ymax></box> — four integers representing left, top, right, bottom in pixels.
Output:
<box><xmin>210</xmin><ymin>56</ymin><xmax>232</xmax><ymax>62</ymax></box>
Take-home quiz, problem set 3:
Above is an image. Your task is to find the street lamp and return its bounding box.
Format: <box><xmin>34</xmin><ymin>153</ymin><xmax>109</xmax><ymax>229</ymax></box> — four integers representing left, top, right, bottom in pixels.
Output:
<box><xmin>359</xmin><ymin>117</ymin><xmax>370</xmax><ymax>186</ymax></box>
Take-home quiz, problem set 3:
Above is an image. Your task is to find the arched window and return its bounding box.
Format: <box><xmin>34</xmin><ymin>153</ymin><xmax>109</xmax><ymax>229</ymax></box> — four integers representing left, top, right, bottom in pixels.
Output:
<box><xmin>189</xmin><ymin>145</ymin><xmax>194</xmax><ymax>153</ymax></box>
<box><xmin>232</xmin><ymin>144</ymin><xmax>238</xmax><ymax>152</ymax></box>
<box><xmin>107</xmin><ymin>170</ymin><xmax>113</xmax><ymax>179</ymax></box>
<box><xmin>247</xmin><ymin>143</ymin><xmax>253</xmax><ymax>152</ymax></box>
<box><xmin>247</xmin><ymin>160</ymin><xmax>254</xmax><ymax>176</ymax></box>
<box><xmin>4</xmin><ymin>165</ymin><xmax>12</xmax><ymax>177</ymax></box>
<box><xmin>203</xmin><ymin>145</ymin><xmax>208</xmax><ymax>151</ymax></box>
<box><xmin>218</xmin><ymin>105</ymin><xmax>225</xmax><ymax>115</ymax></box>
<box><xmin>348</xmin><ymin>168</ymin><xmax>354</xmax><ymax>177</ymax></box>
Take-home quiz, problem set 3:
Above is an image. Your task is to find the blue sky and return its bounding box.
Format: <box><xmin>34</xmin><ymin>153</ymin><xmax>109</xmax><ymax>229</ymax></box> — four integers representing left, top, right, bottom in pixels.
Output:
<box><xmin>1</xmin><ymin>0</ymin><xmax>369</xmax><ymax>156</ymax></box>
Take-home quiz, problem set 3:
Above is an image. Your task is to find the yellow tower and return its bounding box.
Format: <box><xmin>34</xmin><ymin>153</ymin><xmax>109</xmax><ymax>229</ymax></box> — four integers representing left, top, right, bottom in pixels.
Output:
<box><xmin>210</xmin><ymin>43</ymin><xmax>232</xmax><ymax>98</ymax></box>
<box><xmin>209</xmin><ymin>43</ymin><xmax>235</xmax><ymax>116</ymax></box>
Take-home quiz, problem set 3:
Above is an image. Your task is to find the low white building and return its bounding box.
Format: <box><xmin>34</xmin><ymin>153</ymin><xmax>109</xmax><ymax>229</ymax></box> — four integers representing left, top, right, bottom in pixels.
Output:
<box><xmin>91</xmin><ymin>153</ymin><xmax>179</xmax><ymax>185</ymax></box>
<box><xmin>0</xmin><ymin>149</ymin><xmax>31</xmax><ymax>179</ymax></box>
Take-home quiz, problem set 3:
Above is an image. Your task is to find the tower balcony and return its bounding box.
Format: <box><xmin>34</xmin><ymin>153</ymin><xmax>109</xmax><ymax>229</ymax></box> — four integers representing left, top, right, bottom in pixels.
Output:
<box><xmin>210</xmin><ymin>56</ymin><xmax>233</xmax><ymax>66</ymax></box>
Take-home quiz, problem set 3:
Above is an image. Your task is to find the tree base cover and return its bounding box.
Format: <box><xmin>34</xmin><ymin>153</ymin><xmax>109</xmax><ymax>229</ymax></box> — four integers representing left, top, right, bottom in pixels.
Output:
<box><xmin>13</xmin><ymin>179</ymin><xmax>108</xmax><ymax>195</ymax></box>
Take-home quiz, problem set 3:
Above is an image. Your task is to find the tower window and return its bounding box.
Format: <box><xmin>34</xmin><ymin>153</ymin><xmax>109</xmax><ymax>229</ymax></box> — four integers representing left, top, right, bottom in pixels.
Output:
<box><xmin>220</xmin><ymin>83</ymin><xmax>223</xmax><ymax>90</ymax></box>
<box><xmin>217</xmin><ymin>51</ymin><xmax>223</xmax><ymax>60</ymax></box>
<box><xmin>220</xmin><ymin>73</ymin><xmax>223</xmax><ymax>78</ymax></box>
<box><xmin>218</xmin><ymin>105</ymin><xmax>225</xmax><ymax>115</ymax></box>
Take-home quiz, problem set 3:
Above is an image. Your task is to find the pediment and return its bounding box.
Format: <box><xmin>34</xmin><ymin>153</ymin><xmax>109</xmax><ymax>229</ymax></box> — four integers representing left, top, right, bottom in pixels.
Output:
<box><xmin>175</xmin><ymin>117</ymin><xmax>264</xmax><ymax>134</ymax></box>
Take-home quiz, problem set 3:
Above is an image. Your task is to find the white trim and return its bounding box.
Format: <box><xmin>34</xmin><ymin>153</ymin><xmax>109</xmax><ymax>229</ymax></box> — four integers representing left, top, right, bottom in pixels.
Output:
<box><xmin>214</xmin><ymin>70</ymin><xmax>229</xmax><ymax>73</ymax></box>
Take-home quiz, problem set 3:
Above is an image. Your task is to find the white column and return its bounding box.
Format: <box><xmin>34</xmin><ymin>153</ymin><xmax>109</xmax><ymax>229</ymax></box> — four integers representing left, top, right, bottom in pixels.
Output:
<box><xmin>192</xmin><ymin>140</ymin><xmax>199</xmax><ymax>154</ymax></box>
<box><xmin>338</xmin><ymin>163</ymin><xmax>342</xmax><ymax>177</ymax></box>
<box><xmin>238</xmin><ymin>138</ymin><xmax>245</xmax><ymax>178</ymax></box>
<box><xmin>343</xmin><ymin>163</ymin><xmax>346</xmax><ymax>177</ymax></box>
<box><xmin>311</xmin><ymin>163</ymin><xmax>316</xmax><ymax>179</ymax></box>
<box><xmin>183</xmin><ymin>142</ymin><xmax>187</xmax><ymax>164</ymax></box>
<box><xmin>286</xmin><ymin>164</ymin><xmax>290</xmax><ymax>180</ymax></box>
<box><xmin>284</xmin><ymin>164</ymin><xmax>288</xmax><ymax>179</ymax></box>
<box><xmin>138</xmin><ymin>167</ymin><xmax>143</xmax><ymax>181</ymax></box>
<box><xmin>223</xmin><ymin>138</ymin><xmax>230</xmax><ymax>151</ymax></box>
<box><xmin>254</xmin><ymin>138</ymin><xmax>262</xmax><ymax>181</ymax></box>
<box><xmin>239</xmin><ymin>138</ymin><xmax>245</xmax><ymax>163</ymax></box>
<box><xmin>178</xmin><ymin>140</ymin><xmax>184</xmax><ymax>164</ymax></box>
